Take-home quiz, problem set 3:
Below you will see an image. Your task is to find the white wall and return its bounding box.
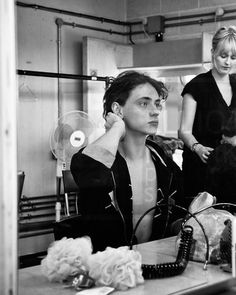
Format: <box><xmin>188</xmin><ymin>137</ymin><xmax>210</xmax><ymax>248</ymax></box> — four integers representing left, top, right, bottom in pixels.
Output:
<box><xmin>17</xmin><ymin>0</ymin><xmax>126</xmax><ymax>198</ymax></box>
<box><xmin>17</xmin><ymin>0</ymin><xmax>127</xmax><ymax>256</ymax></box>
<box><xmin>83</xmin><ymin>36</ymin><xmax>133</xmax><ymax>139</ymax></box>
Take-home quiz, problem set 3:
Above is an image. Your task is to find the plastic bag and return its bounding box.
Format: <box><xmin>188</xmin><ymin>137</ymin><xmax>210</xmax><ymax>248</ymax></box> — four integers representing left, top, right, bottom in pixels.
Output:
<box><xmin>176</xmin><ymin>192</ymin><xmax>233</xmax><ymax>263</ymax></box>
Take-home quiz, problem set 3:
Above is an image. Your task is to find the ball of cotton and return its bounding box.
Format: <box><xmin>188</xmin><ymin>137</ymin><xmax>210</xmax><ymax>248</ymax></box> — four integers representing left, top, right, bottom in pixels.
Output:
<box><xmin>87</xmin><ymin>246</ymin><xmax>144</xmax><ymax>290</ymax></box>
<box><xmin>41</xmin><ymin>236</ymin><xmax>93</xmax><ymax>282</ymax></box>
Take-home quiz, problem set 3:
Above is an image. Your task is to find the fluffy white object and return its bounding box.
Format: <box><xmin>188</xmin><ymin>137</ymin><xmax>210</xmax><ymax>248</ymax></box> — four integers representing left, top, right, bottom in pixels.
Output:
<box><xmin>87</xmin><ymin>246</ymin><xmax>144</xmax><ymax>290</ymax></box>
<box><xmin>41</xmin><ymin>236</ymin><xmax>93</xmax><ymax>282</ymax></box>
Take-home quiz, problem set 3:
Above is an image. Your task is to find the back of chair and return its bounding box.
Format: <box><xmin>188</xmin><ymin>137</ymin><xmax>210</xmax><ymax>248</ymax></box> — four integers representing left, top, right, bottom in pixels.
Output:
<box><xmin>62</xmin><ymin>170</ymin><xmax>79</xmax><ymax>193</ymax></box>
<box><xmin>54</xmin><ymin>170</ymin><xmax>82</xmax><ymax>240</ymax></box>
<box><xmin>18</xmin><ymin>170</ymin><xmax>25</xmax><ymax>204</ymax></box>
<box><xmin>62</xmin><ymin>170</ymin><xmax>79</xmax><ymax>216</ymax></box>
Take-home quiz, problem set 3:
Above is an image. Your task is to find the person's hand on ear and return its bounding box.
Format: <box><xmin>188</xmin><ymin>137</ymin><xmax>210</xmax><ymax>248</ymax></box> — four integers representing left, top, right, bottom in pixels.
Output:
<box><xmin>105</xmin><ymin>102</ymin><xmax>126</xmax><ymax>138</ymax></box>
<box><xmin>104</xmin><ymin>112</ymin><xmax>126</xmax><ymax>139</ymax></box>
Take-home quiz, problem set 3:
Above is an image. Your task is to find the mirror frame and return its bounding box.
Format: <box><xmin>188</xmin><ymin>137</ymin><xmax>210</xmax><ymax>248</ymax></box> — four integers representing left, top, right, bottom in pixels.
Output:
<box><xmin>0</xmin><ymin>0</ymin><xmax>18</xmax><ymax>294</ymax></box>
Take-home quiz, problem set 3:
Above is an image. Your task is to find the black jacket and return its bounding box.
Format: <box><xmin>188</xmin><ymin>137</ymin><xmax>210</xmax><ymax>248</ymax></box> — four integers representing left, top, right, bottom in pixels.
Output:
<box><xmin>70</xmin><ymin>138</ymin><xmax>184</xmax><ymax>252</ymax></box>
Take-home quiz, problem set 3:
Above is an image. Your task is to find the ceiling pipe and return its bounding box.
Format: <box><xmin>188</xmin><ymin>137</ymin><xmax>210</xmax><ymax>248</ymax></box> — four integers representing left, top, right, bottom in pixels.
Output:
<box><xmin>17</xmin><ymin>1</ymin><xmax>236</xmax><ymax>32</ymax></box>
<box><xmin>165</xmin><ymin>14</ymin><xmax>236</xmax><ymax>28</ymax></box>
<box><xmin>16</xmin><ymin>1</ymin><xmax>140</xmax><ymax>26</ymax></box>
<box><xmin>166</xmin><ymin>7</ymin><xmax>236</xmax><ymax>22</ymax></box>
<box><xmin>166</xmin><ymin>11</ymin><xmax>215</xmax><ymax>21</ymax></box>
<box><xmin>61</xmin><ymin>20</ymin><xmax>127</xmax><ymax>36</ymax></box>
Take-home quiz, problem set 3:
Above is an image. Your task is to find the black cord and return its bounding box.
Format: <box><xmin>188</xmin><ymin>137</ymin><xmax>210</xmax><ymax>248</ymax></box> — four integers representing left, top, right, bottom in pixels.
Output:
<box><xmin>175</xmin><ymin>204</ymin><xmax>209</xmax><ymax>269</ymax></box>
<box><xmin>142</xmin><ymin>225</ymin><xmax>193</xmax><ymax>279</ymax></box>
<box><xmin>129</xmin><ymin>199</ymin><xmax>210</xmax><ymax>270</ymax></box>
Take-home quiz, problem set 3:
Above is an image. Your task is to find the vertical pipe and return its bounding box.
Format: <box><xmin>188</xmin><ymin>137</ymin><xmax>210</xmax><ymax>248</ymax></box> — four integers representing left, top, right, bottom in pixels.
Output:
<box><xmin>55</xmin><ymin>18</ymin><xmax>64</xmax><ymax>217</ymax></box>
<box><xmin>56</xmin><ymin>18</ymin><xmax>63</xmax><ymax>119</ymax></box>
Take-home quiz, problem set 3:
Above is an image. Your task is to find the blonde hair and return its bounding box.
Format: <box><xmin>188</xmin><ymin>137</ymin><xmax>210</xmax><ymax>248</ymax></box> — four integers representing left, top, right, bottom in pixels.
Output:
<box><xmin>212</xmin><ymin>26</ymin><xmax>236</xmax><ymax>55</ymax></box>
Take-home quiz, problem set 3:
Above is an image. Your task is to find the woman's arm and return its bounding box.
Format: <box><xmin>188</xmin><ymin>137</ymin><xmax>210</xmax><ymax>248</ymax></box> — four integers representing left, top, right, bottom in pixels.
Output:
<box><xmin>178</xmin><ymin>93</ymin><xmax>213</xmax><ymax>163</ymax></box>
<box><xmin>178</xmin><ymin>93</ymin><xmax>197</xmax><ymax>148</ymax></box>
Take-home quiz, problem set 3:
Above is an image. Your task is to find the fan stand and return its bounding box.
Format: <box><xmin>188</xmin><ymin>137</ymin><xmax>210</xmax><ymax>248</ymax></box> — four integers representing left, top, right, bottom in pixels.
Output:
<box><xmin>55</xmin><ymin>176</ymin><xmax>62</xmax><ymax>222</ymax></box>
<box><xmin>55</xmin><ymin>159</ymin><xmax>70</xmax><ymax>222</ymax></box>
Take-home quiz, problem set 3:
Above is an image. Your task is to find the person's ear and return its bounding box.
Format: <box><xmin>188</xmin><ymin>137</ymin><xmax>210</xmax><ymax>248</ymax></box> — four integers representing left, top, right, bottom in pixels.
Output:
<box><xmin>111</xmin><ymin>102</ymin><xmax>123</xmax><ymax>118</ymax></box>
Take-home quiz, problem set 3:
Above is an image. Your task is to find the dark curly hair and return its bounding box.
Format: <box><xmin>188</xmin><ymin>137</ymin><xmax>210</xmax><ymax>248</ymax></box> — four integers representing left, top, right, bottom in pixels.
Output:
<box><xmin>103</xmin><ymin>70</ymin><xmax>168</xmax><ymax>118</ymax></box>
<box><xmin>222</xmin><ymin>108</ymin><xmax>236</xmax><ymax>137</ymax></box>
<box><xmin>206</xmin><ymin>143</ymin><xmax>236</xmax><ymax>204</ymax></box>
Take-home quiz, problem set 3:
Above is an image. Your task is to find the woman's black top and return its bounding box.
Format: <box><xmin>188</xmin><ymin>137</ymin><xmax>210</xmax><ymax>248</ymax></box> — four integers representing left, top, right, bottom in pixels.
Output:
<box><xmin>181</xmin><ymin>70</ymin><xmax>236</xmax><ymax>202</ymax></box>
<box><xmin>206</xmin><ymin>143</ymin><xmax>236</xmax><ymax>206</ymax></box>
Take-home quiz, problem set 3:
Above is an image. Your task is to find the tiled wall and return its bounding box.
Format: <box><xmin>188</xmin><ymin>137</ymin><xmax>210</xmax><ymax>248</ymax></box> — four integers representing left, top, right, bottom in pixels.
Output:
<box><xmin>126</xmin><ymin>0</ymin><xmax>236</xmax><ymax>42</ymax></box>
<box><xmin>127</xmin><ymin>0</ymin><xmax>236</xmax><ymax>17</ymax></box>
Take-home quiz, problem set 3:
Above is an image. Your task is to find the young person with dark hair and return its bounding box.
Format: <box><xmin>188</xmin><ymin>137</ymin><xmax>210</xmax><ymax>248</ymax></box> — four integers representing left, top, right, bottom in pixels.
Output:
<box><xmin>71</xmin><ymin>71</ymin><xmax>184</xmax><ymax>251</ymax></box>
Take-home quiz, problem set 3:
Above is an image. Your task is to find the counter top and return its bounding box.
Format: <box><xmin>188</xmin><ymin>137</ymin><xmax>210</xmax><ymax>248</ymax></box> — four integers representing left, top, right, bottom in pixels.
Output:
<box><xmin>18</xmin><ymin>236</ymin><xmax>231</xmax><ymax>295</ymax></box>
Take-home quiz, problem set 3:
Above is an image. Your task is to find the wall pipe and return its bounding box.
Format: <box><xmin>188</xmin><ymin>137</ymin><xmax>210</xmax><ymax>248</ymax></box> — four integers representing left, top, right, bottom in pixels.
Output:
<box><xmin>20</xmin><ymin>200</ymin><xmax>75</xmax><ymax>209</ymax></box>
<box><xmin>55</xmin><ymin>18</ymin><xmax>63</xmax><ymax>208</ymax></box>
<box><xmin>166</xmin><ymin>11</ymin><xmax>215</xmax><ymax>21</ymax></box>
<box><xmin>165</xmin><ymin>14</ymin><xmax>236</xmax><ymax>28</ymax></box>
<box><xmin>61</xmin><ymin>19</ymin><xmax>128</xmax><ymax>36</ymax></box>
<box><xmin>20</xmin><ymin>194</ymin><xmax>58</xmax><ymax>201</ymax></box>
<box><xmin>16</xmin><ymin>1</ymin><xmax>140</xmax><ymax>26</ymax></box>
<box><xmin>165</xmin><ymin>8</ymin><xmax>236</xmax><ymax>22</ymax></box>
<box><xmin>21</xmin><ymin>200</ymin><xmax>55</xmax><ymax>207</ymax></box>
<box><xmin>59</xmin><ymin>18</ymin><xmax>142</xmax><ymax>42</ymax></box>
<box><xmin>20</xmin><ymin>205</ymin><xmax>56</xmax><ymax>213</ymax></box>
<box><xmin>17</xmin><ymin>69</ymin><xmax>109</xmax><ymax>82</ymax></box>
<box><xmin>19</xmin><ymin>213</ymin><xmax>58</xmax><ymax>220</ymax></box>
<box><xmin>16</xmin><ymin>1</ymin><xmax>236</xmax><ymax>32</ymax></box>
<box><xmin>56</xmin><ymin>18</ymin><xmax>63</xmax><ymax>119</ymax></box>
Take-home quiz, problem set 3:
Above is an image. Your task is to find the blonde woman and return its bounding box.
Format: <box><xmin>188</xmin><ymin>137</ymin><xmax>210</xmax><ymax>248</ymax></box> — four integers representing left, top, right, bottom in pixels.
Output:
<box><xmin>178</xmin><ymin>26</ymin><xmax>236</xmax><ymax>206</ymax></box>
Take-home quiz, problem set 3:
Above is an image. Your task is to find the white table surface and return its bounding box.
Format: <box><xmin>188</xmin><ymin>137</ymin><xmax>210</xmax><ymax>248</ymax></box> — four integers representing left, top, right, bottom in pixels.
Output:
<box><xmin>18</xmin><ymin>236</ymin><xmax>232</xmax><ymax>295</ymax></box>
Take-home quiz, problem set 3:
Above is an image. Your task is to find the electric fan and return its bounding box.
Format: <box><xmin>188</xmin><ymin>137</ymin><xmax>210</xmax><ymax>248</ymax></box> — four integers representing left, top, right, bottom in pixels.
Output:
<box><xmin>50</xmin><ymin>110</ymin><xmax>96</xmax><ymax>173</ymax></box>
<box><xmin>49</xmin><ymin>110</ymin><xmax>96</xmax><ymax>221</ymax></box>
